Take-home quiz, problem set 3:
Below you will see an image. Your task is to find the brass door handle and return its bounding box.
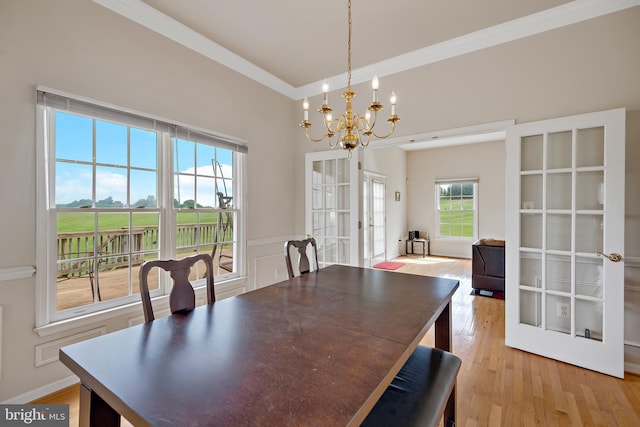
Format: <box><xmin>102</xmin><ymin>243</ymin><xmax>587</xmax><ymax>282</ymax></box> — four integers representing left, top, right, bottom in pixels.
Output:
<box><xmin>597</xmin><ymin>252</ymin><xmax>622</xmax><ymax>262</ymax></box>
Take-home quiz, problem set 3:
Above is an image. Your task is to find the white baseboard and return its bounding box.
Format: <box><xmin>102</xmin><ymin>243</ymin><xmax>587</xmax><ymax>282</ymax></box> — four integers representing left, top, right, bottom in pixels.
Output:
<box><xmin>624</xmin><ymin>361</ymin><xmax>640</xmax><ymax>375</ymax></box>
<box><xmin>2</xmin><ymin>375</ymin><xmax>79</xmax><ymax>404</ymax></box>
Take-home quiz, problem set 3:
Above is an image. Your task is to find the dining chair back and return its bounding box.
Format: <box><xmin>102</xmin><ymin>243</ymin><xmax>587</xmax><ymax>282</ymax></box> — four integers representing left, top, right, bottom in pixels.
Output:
<box><xmin>284</xmin><ymin>237</ymin><xmax>319</xmax><ymax>278</ymax></box>
<box><xmin>139</xmin><ymin>253</ymin><xmax>215</xmax><ymax>323</ymax></box>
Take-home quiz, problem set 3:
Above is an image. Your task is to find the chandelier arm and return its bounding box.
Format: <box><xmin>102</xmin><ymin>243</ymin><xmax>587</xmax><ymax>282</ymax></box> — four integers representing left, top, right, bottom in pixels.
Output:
<box><xmin>361</xmin><ymin>130</ymin><xmax>372</xmax><ymax>148</ymax></box>
<box><xmin>370</xmin><ymin>121</ymin><xmax>398</xmax><ymax>139</ymax></box>
<box><xmin>303</xmin><ymin>128</ymin><xmax>331</xmax><ymax>143</ymax></box>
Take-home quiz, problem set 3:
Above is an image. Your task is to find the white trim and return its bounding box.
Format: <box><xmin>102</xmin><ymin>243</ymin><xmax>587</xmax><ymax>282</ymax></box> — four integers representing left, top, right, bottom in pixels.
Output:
<box><xmin>92</xmin><ymin>0</ymin><xmax>640</xmax><ymax>99</ymax></box>
<box><xmin>0</xmin><ymin>266</ymin><xmax>36</xmax><ymax>282</ymax></box>
<box><xmin>35</xmin><ymin>327</ymin><xmax>107</xmax><ymax>367</ymax></box>
<box><xmin>624</xmin><ymin>361</ymin><xmax>640</xmax><ymax>375</ymax></box>
<box><xmin>1</xmin><ymin>376</ymin><xmax>79</xmax><ymax>404</ymax></box>
<box><xmin>370</xmin><ymin>120</ymin><xmax>514</xmax><ymax>151</ymax></box>
<box><xmin>247</xmin><ymin>235</ymin><xmax>299</xmax><ymax>247</ymax></box>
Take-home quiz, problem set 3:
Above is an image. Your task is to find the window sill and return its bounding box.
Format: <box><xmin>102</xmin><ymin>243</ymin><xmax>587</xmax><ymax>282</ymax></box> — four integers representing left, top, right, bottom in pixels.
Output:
<box><xmin>34</xmin><ymin>275</ymin><xmax>247</xmax><ymax>338</ymax></box>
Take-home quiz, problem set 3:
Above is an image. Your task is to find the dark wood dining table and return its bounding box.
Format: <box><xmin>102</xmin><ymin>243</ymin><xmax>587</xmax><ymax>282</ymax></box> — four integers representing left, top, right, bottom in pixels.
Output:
<box><xmin>60</xmin><ymin>264</ymin><xmax>459</xmax><ymax>427</ymax></box>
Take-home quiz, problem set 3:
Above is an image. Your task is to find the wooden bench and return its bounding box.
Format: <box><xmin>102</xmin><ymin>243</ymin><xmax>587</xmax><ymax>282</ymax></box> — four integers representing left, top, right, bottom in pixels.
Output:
<box><xmin>361</xmin><ymin>345</ymin><xmax>462</xmax><ymax>427</ymax></box>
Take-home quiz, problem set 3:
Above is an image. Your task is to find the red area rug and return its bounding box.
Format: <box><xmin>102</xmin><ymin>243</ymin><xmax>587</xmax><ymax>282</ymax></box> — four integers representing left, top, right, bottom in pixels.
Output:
<box><xmin>373</xmin><ymin>261</ymin><xmax>405</xmax><ymax>270</ymax></box>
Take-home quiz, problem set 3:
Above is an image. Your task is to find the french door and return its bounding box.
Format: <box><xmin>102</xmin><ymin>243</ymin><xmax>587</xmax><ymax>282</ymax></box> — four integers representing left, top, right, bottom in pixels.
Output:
<box><xmin>363</xmin><ymin>173</ymin><xmax>386</xmax><ymax>268</ymax></box>
<box><xmin>505</xmin><ymin>108</ymin><xmax>625</xmax><ymax>378</ymax></box>
<box><xmin>305</xmin><ymin>150</ymin><xmax>362</xmax><ymax>267</ymax></box>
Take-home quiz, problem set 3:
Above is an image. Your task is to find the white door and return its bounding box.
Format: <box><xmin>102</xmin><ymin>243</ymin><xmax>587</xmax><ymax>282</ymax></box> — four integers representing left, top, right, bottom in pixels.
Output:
<box><xmin>363</xmin><ymin>173</ymin><xmax>386</xmax><ymax>268</ymax></box>
<box><xmin>505</xmin><ymin>108</ymin><xmax>625</xmax><ymax>378</ymax></box>
<box><xmin>305</xmin><ymin>150</ymin><xmax>362</xmax><ymax>267</ymax></box>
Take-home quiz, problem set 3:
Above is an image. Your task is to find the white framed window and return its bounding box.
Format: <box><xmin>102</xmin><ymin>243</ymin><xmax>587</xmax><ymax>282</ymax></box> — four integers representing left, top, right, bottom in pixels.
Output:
<box><xmin>435</xmin><ymin>179</ymin><xmax>478</xmax><ymax>241</ymax></box>
<box><xmin>35</xmin><ymin>88</ymin><xmax>247</xmax><ymax>326</ymax></box>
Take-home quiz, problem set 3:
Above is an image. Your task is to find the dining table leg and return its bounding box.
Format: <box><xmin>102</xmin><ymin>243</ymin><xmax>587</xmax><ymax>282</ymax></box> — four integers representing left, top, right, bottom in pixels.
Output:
<box><xmin>79</xmin><ymin>383</ymin><xmax>121</xmax><ymax>427</ymax></box>
<box><xmin>434</xmin><ymin>301</ymin><xmax>455</xmax><ymax>425</ymax></box>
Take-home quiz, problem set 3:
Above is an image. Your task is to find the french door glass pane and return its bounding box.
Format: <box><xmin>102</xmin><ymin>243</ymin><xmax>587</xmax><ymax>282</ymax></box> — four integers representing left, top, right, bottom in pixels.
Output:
<box><xmin>520</xmin><ymin>213</ymin><xmax>542</xmax><ymax>249</ymax></box>
<box><xmin>576</xmin><ymin>127</ymin><xmax>604</xmax><ymax>167</ymax></box>
<box><xmin>546</xmin><ymin>173</ymin><xmax>572</xmax><ymax>210</ymax></box>
<box><xmin>576</xmin><ymin>256</ymin><xmax>603</xmax><ymax>298</ymax></box>
<box><xmin>575</xmin><ymin>214</ymin><xmax>603</xmax><ymax>253</ymax></box>
<box><xmin>546</xmin><ymin>293</ymin><xmax>571</xmax><ymax>335</ymax></box>
<box><xmin>338</xmin><ymin>185</ymin><xmax>350</xmax><ymax>209</ymax></box>
<box><xmin>546</xmin><ymin>254</ymin><xmax>571</xmax><ymax>293</ymax></box>
<box><xmin>546</xmin><ymin>214</ymin><xmax>571</xmax><ymax>251</ymax></box>
<box><xmin>576</xmin><ymin>299</ymin><xmax>603</xmax><ymax>342</ymax></box>
<box><xmin>312</xmin><ymin>161</ymin><xmax>323</xmax><ymax>184</ymax></box>
<box><xmin>520</xmin><ymin>252</ymin><xmax>542</xmax><ymax>288</ymax></box>
<box><xmin>519</xmin><ymin>290</ymin><xmax>541</xmax><ymax>327</ymax></box>
<box><xmin>576</xmin><ymin>171</ymin><xmax>604</xmax><ymax>210</ymax></box>
<box><xmin>547</xmin><ymin>131</ymin><xmax>572</xmax><ymax>169</ymax></box>
<box><xmin>521</xmin><ymin>175</ymin><xmax>542</xmax><ymax>209</ymax></box>
<box><xmin>521</xmin><ymin>134</ymin><xmax>543</xmax><ymax>171</ymax></box>
<box><xmin>325</xmin><ymin>159</ymin><xmax>336</xmax><ymax>184</ymax></box>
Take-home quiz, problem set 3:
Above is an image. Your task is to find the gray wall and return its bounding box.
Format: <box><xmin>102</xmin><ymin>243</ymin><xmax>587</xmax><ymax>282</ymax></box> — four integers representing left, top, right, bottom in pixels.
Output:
<box><xmin>0</xmin><ymin>0</ymin><xmax>296</xmax><ymax>401</ymax></box>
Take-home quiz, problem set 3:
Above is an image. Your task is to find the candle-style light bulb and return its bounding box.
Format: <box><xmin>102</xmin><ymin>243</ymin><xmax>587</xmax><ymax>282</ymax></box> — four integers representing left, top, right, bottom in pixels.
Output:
<box><xmin>372</xmin><ymin>75</ymin><xmax>379</xmax><ymax>102</ymax></box>
<box><xmin>326</xmin><ymin>113</ymin><xmax>333</xmax><ymax>122</ymax></box>
<box><xmin>322</xmin><ymin>79</ymin><xmax>329</xmax><ymax>105</ymax></box>
<box><xmin>390</xmin><ymin>91</ymin><xmax>397</xmax><ymax>115</ymax></box>
<box><xmin>365</xmin><ymin>110</ymin><xmax>371</xmax><ymax>125</ymax></box>
<box><xmin>303</xmin><ymin>97</ymin><xmax>309</xmax><ymax>121</ymax></box>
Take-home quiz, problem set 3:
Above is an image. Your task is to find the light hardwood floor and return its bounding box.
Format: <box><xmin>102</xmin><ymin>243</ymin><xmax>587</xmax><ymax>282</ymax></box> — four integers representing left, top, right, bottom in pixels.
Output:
<box><xmin>35</xmin><ymin>255</ymin><xmax>640</xmax><ymax>426</ymax></box>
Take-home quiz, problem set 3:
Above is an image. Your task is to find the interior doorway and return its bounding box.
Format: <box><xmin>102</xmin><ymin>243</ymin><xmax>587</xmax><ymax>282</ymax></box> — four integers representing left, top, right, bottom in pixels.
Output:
<box><xmin>363</xmin><ymin>172</ymin><xmax>386</xmax><ymax>268</ymax></box>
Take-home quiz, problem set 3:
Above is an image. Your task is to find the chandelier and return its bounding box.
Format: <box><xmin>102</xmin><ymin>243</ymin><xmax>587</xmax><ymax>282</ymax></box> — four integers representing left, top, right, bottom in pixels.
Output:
<box><xmin>299</xmin><ymin>0</ymin><xmax>399</xmax><ymax>157</ymax></box>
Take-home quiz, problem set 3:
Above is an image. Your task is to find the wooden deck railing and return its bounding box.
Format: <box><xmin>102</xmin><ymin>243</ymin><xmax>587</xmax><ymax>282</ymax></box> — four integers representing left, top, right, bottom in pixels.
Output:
<box><xmin>57</xmin><ymin>222</ymin><xmax>232</xmax><ymax>279</ymax></box>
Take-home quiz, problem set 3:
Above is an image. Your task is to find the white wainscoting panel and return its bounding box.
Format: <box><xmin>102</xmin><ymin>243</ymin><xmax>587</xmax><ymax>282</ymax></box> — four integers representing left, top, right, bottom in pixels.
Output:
<box><xmin>35</xmin><ymin>327</ymin><xmax>107</xmax><ymax>367</ymax></box>
<box><xmin>254</xmin><ymin>253</ymin><xmax>288</xmax><ymax>290</ymax></box>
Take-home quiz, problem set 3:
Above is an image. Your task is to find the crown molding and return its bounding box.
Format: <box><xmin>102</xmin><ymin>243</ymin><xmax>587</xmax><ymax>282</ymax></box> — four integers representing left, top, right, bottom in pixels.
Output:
<box><xmin>93</xmin><ymin>0</ymin><xmax>640</xmax><ymax>100</ymax></box>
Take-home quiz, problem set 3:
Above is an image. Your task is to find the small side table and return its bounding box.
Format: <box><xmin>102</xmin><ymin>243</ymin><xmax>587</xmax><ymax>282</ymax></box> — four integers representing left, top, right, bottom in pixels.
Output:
<box><xmin>406</xmin><ymin>238</ymin><xmax>429</xmax><ymax>257</ymax></box>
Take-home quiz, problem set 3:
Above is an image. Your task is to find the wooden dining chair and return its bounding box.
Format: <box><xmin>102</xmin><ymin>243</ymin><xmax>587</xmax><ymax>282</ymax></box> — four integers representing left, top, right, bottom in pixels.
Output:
<box><xmin>138</xmin><ymin>253</ymin><xmax>215</xmax><ymax>323</ymax></box>
<box><xmin>284</xmin><ymin>237</ymin><xmax>319</xmax><ymax>279</ymax></box>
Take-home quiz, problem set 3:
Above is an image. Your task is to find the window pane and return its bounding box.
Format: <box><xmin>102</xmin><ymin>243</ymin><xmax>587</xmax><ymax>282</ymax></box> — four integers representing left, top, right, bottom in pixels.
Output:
<box><xmin>132</xmin><ymin>212</ymin><xmax>159</xmax><ymax>253</ymax></box>
<box><xmin>56</xmin><ymin>162</ymin><xmax>93</xmax><ymax>206</ymax></box>
<box><xmin>130</xmin><ymin>128</ymin><xmax>157</xmax><ymax>169</ymax></box>
<box><xmin>175</xmin><ymin>139</ymin><xmax>195</xmax><ymax>173</ymax></box>
<box><xmin>96</xmin><ymin>166</ymin><xmax>126</xmax><ymax>207</ymax></box>
<box><xmin>130</xmin><ymin>170</ymin><xmax>157</xmax><ymax>208</ymax></box>
<box><xmin>197</xmin><ymin>176</ymin><xmax>216</xmax><ymax>208</ymax></box>
<box><xmin>57</xmin><ymin>212</ymin><xmax>96</xmax><ymax>310</ymax></box>
<box><xmin>197</xmin><ymin>144</ymin><xmax>215</xmax><ymax>176</ymax></box>
<box><xmin>96</xmin><ymin>120</ymin><xmax>127</xmax><ymax>167</ymax></box>
<box><xmin>175</xmin><ymin>174</ymin><xmax>195</xmax><ymax>207</ymax></box>
<box><xmin>55</xmin><ymin>112</ymin><xmax>92</xmax><ymax>163</ymax></box>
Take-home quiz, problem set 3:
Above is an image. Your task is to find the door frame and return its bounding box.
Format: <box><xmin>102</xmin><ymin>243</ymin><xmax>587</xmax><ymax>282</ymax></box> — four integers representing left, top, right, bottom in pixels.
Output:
<box><xmin>363</xmin><ymin>171</ymin><xmax>387</xmax><ymax>268</ymax></box>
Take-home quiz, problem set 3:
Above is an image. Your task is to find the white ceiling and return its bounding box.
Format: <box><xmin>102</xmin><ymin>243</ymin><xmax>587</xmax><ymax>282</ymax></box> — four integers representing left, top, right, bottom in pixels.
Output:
<box><xmin>93</xmin><ymin>0</ymin><xmax>639</xmax><ymax>100</ymax></box>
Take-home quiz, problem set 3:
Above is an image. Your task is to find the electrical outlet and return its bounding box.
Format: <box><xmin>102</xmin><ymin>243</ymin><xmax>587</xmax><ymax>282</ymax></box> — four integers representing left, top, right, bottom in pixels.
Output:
<box><xmin>556</xmin><ymin>302</ymin><xmax>570</xmax><ymax>319</ymax></box>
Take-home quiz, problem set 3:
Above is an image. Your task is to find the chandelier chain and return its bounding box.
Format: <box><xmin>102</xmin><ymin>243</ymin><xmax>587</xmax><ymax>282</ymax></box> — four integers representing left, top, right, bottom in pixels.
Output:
<box><xmin>347</xmin><ymin>0</ymin><xmax>352</xmax><ymax>92</ymax></box>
